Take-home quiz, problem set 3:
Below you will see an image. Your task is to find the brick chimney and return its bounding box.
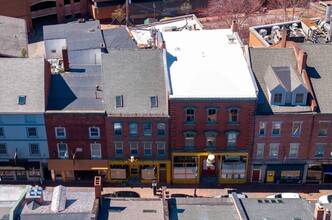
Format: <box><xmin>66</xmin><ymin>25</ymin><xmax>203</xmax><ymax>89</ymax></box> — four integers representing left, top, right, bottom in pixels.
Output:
<box><xmin>231</xmin><ymin>20</ymin><xmax>238</xmax><ymax>33</ymax></box>
<box><xmin>94</xmin><ymin>176</ymin><xmax>102</xmax><ymax>199</ymax></box>
<box><xmin>297</xmin><ymin>50</ymin><xmax>307</xmax><ymax>73</ymax></box>
<box><xmin>314</xmin><ymin>203</ymin><xmax>325</xmax><ymax>220</ymax></box>
<box><xmin>280</xmin><ymin>26</ymin><xmax>287</xmax><ymax>48</ymax></box>
<box><xmin>62</xmin><ymin>46</ymin><xmax>70</xmax><ymax>71</ymax></box>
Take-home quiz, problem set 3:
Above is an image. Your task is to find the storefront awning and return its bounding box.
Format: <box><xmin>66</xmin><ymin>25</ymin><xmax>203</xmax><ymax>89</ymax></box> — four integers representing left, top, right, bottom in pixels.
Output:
<box><xmin>323</xmin><ymin>165</ymin><xmax>332</xmax><ymax>175</ymax></box>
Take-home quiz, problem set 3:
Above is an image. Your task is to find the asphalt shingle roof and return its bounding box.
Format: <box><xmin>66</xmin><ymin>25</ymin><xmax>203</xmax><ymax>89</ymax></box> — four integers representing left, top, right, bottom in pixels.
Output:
<box><xmin>298</xmin><ymin>44</ymin><xmax>332</xmax><ymax>113</ymax></box>
<box><xmin>102</xmin><ymin>27</ymin><xmax>137</xmax><ymax>49</ymax></box>
<box><xmin>101</xmin><ymin>49</ymin><xmax>168</xmax><ymax>116</ymax></box>
<box><xmin>47</xmin><ymin>64</ymin><xmax>104</xmax><ymax>111</ymax></box>
<box><xmin>0</xmin><ymin>58</ymin><xmax>46</xmax><ymax>113</ymax></box>
<box><xmin>249</xmin><ymin>47</ymin><xmax>312</xmax><ymax>114</ymax></box>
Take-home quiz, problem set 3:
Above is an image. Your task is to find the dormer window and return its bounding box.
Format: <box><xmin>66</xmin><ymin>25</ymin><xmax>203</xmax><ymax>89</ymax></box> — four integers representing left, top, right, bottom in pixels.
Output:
<box><xmin>295</xmin><ymin>93</ymin><xmax>304</xmax><ymax>104</ymax></box>
<box><xmin>273</xmin><ymin>93</ymin><xmax>282</xmax><ymax>104</ymax></box>
<box><xmin>18</xmin><ymin>95</ymin><xmax>26</xmax><ymax>105</ymax></box>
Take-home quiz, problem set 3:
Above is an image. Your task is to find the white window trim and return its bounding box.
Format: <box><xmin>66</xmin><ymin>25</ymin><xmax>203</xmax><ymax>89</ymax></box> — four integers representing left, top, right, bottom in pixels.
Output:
<box><xmin>226</xmin><ymin>132</ymin><xmax>238</xmax><ymax>148</ymax></box>
<box><xmin>143</xmin><ymin>123</ymin><xmax>152</xmax><ymax>136</ymax></box>
<box><xmin>289</xmin><ymin>143</ymin><xmax>299</xmax><ymax>158</ymax></box>
<box><xmin>157</xmin><ymin>142</ymin><xmax>166</xmax><ymax>156</ymax></box>
<box><xmin>0</xmin><ymin>127</ymin><xmax>5</xmax><ymax>138</ymax></box>
<box><xmin>150</xmin><ymin>96</ymin><xmax>158</xmax><ymax>108</ymax></box>
<box><xmin>114</xmin><ymin>141</ymin><xmax>123</xmax><ymax>156</ymax></box>
<box><xmin>269</xmin><ymin>143</ymin><xmax>279</xmax><ymax>158</ymax></box>
<box><xmin>0</xmin><ymin>143</ymin><xmax>7</xmax><ymax>155</ymax></box>
<box><xmin>259</xmin><ymin>122</ymin><xmax>266</xmax><ymax>137</ymax></box>
<box><xmin>89</xmin><ymin>127</ymin><xmax>100</xmax><ymax>139</ymax></box>
<box><xmin>27</xmin><ymin>127</ymin><xmax>38</xmax><ymax>138</ymax></box>
<box><xmin>291</xmin><ymin>121</ymin><xmax>302</xmax><ymax>136</ymax></box>
<box><xmin>257</xmin><ymin>143</ymin><xmax>264</xmax><ymax>158</ymax></box>
<box><xmin>157</xmin><ymin>123</ymin><xmax>166</xmax><ymax>136</ymax></box>
<box><xmin>143</xmin><ymin>142</ymin><xmax>153</xmax><ymax>156</ymax></box>
<box><xmin>115</xmin><ymin>95</ymin><xmax>123</xmax><ymax>107</ymax></box>
<box><xmin>90</xmin><ymin>143</ymin><xmax>102</xmax><ymax>159</ymax></box>
<box><xmin>55</xmin><ymin>127</ymin><xmax>66</xmax><ymax>139</ymax></box>
<box><xmin>318</xmin><ymin>121</ymin><xmax>330</xmax><ymax>136</ymax></box>
<box><xmin>130</xmin><ymin>142</ymin><xmax>139</xmax><ymax>156</ymax></box>
<box><xmin>29</xmin><ymin>143</ymin><xmax>40</xmax><ymax>156</ymax></box>
<box><xmin>57</xmin><ymin>143</ymin><xmax>68</xmax><ymax>159</ymax></box>
<box><xmin>129</xmin><ymin>123</ymin><xmax>138</xmax><ymax>136</ymax></box>
<box><xmin>271</xmin><ymin>121</ymin><xmax>282</xmax><ymax>136</ymax></box>
<box><xmin>315</xmin><ymin>143</ymin><xmax>326</xmax><ymax>158</ymax></box>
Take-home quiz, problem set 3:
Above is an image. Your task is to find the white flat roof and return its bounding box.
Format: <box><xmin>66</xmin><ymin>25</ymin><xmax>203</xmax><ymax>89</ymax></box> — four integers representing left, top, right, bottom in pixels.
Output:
<box><xmin>163</xmin><ymin>29</ymin><xmax>257</xmax><ymax>99</ymax></box>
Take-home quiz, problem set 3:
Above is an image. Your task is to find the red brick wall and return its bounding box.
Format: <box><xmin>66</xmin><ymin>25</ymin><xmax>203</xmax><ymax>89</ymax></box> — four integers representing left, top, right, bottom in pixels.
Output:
<box><xmin>45</xmin><ymin>113</ymin><xmax>107</xmax><ymax>159</ymax></box>
<box><xmin>169</xmin><ymin>100</ymin><xmax>256</xmax><ymax>151</ymax></box>
<box><xmin>253</xmin><ymin>114</ymin><xmax>314</xmax><ymax>160</ymax></box>
<box><xmin>105</xmin><ymin>117</ymin><xmax>169</xmax><ymax>159</ymax></box>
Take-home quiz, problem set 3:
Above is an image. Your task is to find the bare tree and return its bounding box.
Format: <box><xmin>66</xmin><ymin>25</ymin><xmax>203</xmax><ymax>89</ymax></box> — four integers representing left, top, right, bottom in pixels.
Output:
<box><xmin>268</xmin><ymin>0</ymin><xmax>310</xmax><ymax>21</ymax></box>
<box><xmin>180</xmin><ymin>1</ymin><xmax>193</xmax><ymax>15</ymax></box>
<box><xmin>111</xmin><ymin>5</ymin><xmax>126</xmax><ymax>24</ymax></box>
<box><xmin>198</xmin><ymin>0</ymin><xmax>263</xmax><ymax>28</ymax></box>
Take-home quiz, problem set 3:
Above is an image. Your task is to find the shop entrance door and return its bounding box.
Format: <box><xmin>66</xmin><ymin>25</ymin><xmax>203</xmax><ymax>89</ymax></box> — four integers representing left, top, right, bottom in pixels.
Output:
<box><xmin>159</xmin><ymin>170</ymin><xmax>167</xmax><ymax>183</ymax></box>
<box><xmin>201</xmin><ymin>156</ymin><xmax>216</xmax><ymax>175</ymax></box>
<box><xmin>266</xmin><ymin>170</ymin><xmax>275</xmax><ymax>183</ymax></box>
<box><xmin>252</xmin><ymin>169</ymin><xmax>260</xmax><ymax>182</ymax></box>
<box><xmin>130</xmin><ymin>165</ymin><xmax>139</xmax><ymax>176</ymax></box>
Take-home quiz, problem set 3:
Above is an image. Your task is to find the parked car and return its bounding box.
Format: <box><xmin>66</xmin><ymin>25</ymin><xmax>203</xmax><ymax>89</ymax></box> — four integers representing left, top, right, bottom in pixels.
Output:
<box><xmin>214</xmin><ymin>193</ymin><xmax>248</xmax><ymax>199</ymax></box>
<box><xmin>266</xmin><ymin>193</ymin><xmax>300</xmax><ymax>199</ymax></box>
<box><xmin>103</xmin><ymin>191</ymin><xmax>140</xmax><ymax>198</ymax></box>
<box><xmin>318</xmin><ymin>194</ymin><xmax>332</xmax><ymax>204</ymax></box>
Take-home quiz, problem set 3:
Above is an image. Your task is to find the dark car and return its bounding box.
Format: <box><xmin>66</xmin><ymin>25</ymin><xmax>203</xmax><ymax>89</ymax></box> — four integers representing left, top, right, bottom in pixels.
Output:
<box><xmin>103</xmin><ymin>191</ymin><xmax>140</xmax><ymax>198</ymax></box>
<box><xmin>171</xmin><ymin>193</ymin><xmax>194</xmax><ymax>198</ymax></box>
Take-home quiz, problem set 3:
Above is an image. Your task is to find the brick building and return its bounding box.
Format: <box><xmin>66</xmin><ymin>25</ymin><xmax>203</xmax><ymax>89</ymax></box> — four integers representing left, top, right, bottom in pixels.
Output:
<box><xmin>101</xmin><ymin>49</ymin><xmax>171</xmax><ymax>184</ymax></box>
<box><xmin>163</xmin><ymin>29</ymin><xmax>257</xmax><ymax>184</ymax></box>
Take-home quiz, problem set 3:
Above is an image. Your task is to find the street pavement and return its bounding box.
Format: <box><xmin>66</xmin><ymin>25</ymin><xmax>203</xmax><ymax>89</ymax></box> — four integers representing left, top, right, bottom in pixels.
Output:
<box><xmin>38</xmin><ymin>181</ymin><xmax>332</xmax><ymax>201</ymax></box>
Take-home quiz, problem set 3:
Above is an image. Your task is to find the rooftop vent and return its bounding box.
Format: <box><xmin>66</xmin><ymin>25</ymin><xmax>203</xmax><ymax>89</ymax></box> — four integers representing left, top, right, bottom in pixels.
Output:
<box><xmin>100</xmin><ymin>43</ymin><xmax>105</xmax><ymax>48</ymax></box>
<box><xmin>89</xmin><ymin>28</ymin><xmax>95</xmax><ymax>32</ymax></box>
<box><xmin>226</xmin><ymin>34</ymin><xmax>236</xmax><ymax>44</ymax></box>
<box><xmin>78</xmin><ymin>18</ymin><xmax>85</xmax><ymax>23</ymax></box>
<box><xmin>26</xmin><ymin>185</ymin><xmax>44</xmax><ymax>207</ymax></box>
<box><xmin>18</xmin><ymin>95</ymin><xmax>26</xmax><ymax>105</ymax></box>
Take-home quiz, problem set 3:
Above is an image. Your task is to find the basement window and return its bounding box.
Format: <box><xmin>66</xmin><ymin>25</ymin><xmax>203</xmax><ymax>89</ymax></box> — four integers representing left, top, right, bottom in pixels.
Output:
<box><xmin>18</xmin><ymin>96</ymin><xmax>26</xmax><ymax>105</ymax></box>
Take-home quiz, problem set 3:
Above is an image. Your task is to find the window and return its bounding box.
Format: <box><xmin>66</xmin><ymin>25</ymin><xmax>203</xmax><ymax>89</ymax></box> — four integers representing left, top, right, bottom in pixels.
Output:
<box><xmin>295</xmin><ymin>93</ymin><xmax>304</xmax><ymax>103</ymax></box>
<box><xmin>289</xmin><ymin>143</ymin><xmax>299</xmax><ymax>158</ymax></box>
<box><xmin>269</xmin><ymin>143</ymin><xmax>279</xmax><ymax>158</ymax></box>
<box><xmin>205</xmin><ymin>132</ymin><xmax>217</xmax><ymax>147</ymax></box>
<box><xmin>272</xmin><ymin>122</ymin><xmax>281</xmax><ymax>136</ymax></box>
<box><xmin>130</xmin><ymin>142</ymin><xmax>139</xmax><ymax>156</ymax></box>
<box><xmin>274</xmin><ymin>93</ymin><xmax>282</xmax><ymax>103</ymax></box>
<box><xmin>143</xmin><ymin>123</ymin><xmax>152</xmax><ymax>136</ymax></box>
<box><xmin>259</xmin><ymin>122</ymin><xmax>266</xmax><ymax>137</ymax></box>
<box><xmin>257</xmin><ymin>143</ymin><xmax>264</xmax><ymax>158</ymax></box>
<box><xmin>129</xmin><ymin>123</ymin><xmax>138</xmax><ymax>136</ymax></box>
<box><xmin>143</xmin><ymin>142</ymin><xmax>152</xmax><ymax>156</ymax></box>
<box><xmin>227</xmin><ymin>132</ymin><xmax>238</xmax><ymax>148</ymax></box>
<box><xmin>27</xmin><ymin>127</ymin><xmax>37</xmax><ymax>137</ymax></box>
<box><xmin>0</xmin><ymin>127</ymin><xmax>4</xmax><ymax>138</ymax></box>
<box><xmin>185</xmin><ymin>108</ymin><xmax>195</xmax><ymax>123</ymax></box>
<box><xmin>157</xmin><ymin>142</ymin><xmax>165</xmax><ymax>156</ymax></box>
<box><xmin>0</xmin><ymin>144</ymin><xmax>7</xmax><ymax>155</ymax></box>
<box><xmin>114</xmin><ymin>142</ymin><xmax>123</xmax><ymax>156</ymax></box>
<box><xmin>157</xmin><ymin>123</ymin><xmax>166</xmax><ymax>136</ymax></box>
<box><xmin>58</xmin><ymin>143</ymin><xmax>68</xmax><ymax>159</ymax></box>
<box><xmin>292</xmin><ymin>122</ymin><xmax>302</xmax><ymax>136</ymax></box>
<box><xmin>228</xmin><ymin>108</ymin><xmax>239</xmax><ymax>123</ymax></box>
<box><xmin>64</xmin><ymin>0</ymin><xmax>70</xmax><ymax>5</ymax></box>
<box><xmin>207</xmin><ymin>108</ymin><xmax>217</xmax><ymax>123</ymax></box>
<box><xmin>89</xmin><ymin>127</ymin><xmax>100</xmax><ymax>139</ymax></box>
<box><xmin>116</xmin><ymin>95</ymin><xmax>123</xmax><ymax>107</ymax></box>
<box><xmin>29</xmin><ymin>144</ymin><xmax>40</xmax><ymax>156</ymax></box>
<box><xmin>150</xmin><ymin>96</ymin><xmax>158</xmax><ymax>107</ymax></box>
<box><xmin>184</xmin><ymin>132</ymin><xmax>195</xmax><ymax>147</ymax></box>
<box><xmin>330</xmin><ymin>145</ymin><xmax>332</xmax><ymax>157</ymax></box>
<box><xmin>74</xmin><ymin>0</ymin><xmax>80</xmax><ymax>2</ymax></box>
<box><xmin>55</xmin><ymin>127</ymin><xmax>66</xmax><ymax>139</ymax></box>
<box><xmin>315</xmin><ymin>143</ymin><xmax>325</xmax><ymax>158</ymax></box>
<box><xmin>91</xmin><ymin>143</ymin><xmax>102</xmax><ymax>159</ymax></box>
<box><xmin>114</xmin><ymin>123</ymin><xmax>122</xmax><ymax>136</ymax></box>
<box><xmin>318</xmin><ymin>121</ymin><xmax>330</xmax><ymax>136</ymax></box>
<box><xmin>24</xmin><ymin>115</ymin><xmax>36</xmax><ymax>123</ymax></box>
<box><xmin>18</xmin><ymin>95</ymin><xmax>26</xmax><ymax>105</ymax></box>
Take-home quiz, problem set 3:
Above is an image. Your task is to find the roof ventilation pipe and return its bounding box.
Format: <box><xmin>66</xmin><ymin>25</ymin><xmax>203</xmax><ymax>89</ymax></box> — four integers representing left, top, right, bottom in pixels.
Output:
<box><xmin>326</xmin><ymin>4</ymin><xmax>332</xmax><ymax>23</ymax></box>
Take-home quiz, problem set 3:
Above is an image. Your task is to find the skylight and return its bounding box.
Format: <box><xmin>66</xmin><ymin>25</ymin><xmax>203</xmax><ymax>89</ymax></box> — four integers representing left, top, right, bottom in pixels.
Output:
<box><xmin>18</xmin><ymin>95</ymin><xmax>26</xmax><ymax>105</ymax></box>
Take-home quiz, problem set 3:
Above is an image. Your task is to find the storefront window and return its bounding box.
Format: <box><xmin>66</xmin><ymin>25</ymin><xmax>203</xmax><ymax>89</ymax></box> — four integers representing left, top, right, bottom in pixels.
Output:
<box><xmin>110</xmin><ymin>165</ymin><xmax>129</xmax><ymax>180</ymax></box>
<box><xmin>280</xmin><ymin>170</ymin><xmax>300</xmax><ymax>180</ymax></box>
<box><xmin>141</xmin><ymin>165</ymin><xmax>157</xmax><ymax>180</ymax></box>
<box><xmin>173</xmin><ymin>156</ymin><xmax>198</xmax><ymax>180</ymax></box>
<box><xmin>0</xmin><ymin>170</ymin><xmax>15</xmax><ymax>180</ymax></box>
<box><xmin>220</xmin><ymin>156</ymin><xmax>246</xmax><ymax>180</ymax></box>
<box><xmin>28</xmin><ymin>169</ymin><xmax>41</xmax><ymax>177</ymax></box>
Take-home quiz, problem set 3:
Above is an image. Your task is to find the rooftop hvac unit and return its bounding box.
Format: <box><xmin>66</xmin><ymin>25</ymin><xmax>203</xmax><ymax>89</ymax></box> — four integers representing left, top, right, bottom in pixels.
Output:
<box><xmin>271</xmin><ymin>26</ymin><xmax>280</xmax><ymax>34</ymax></box>
<box><xmin>162</xmin><ymin>26</ymin><xmax>178</xmax><ymax>32</ymax></box>
<box><xmin>259</xmin><ymin>29</ymin><xmax>268</xmax><ymax>37</ymax></box>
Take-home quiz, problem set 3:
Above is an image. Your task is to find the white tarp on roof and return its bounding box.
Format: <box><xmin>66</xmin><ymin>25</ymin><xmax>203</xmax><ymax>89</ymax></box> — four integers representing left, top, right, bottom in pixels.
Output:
<box><xmin>51</xmin><ymin>185</ymin><xmax>67</xmax><ymax>212</ymax></box>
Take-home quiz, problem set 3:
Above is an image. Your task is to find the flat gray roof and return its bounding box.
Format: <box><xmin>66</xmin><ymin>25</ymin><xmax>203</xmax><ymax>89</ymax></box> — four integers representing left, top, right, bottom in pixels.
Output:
<box><xmin>249</xmin><ymin>47</ymin><xmax>312</xmax><ymax>114</ymax></box>
<box><xmin>299</xmin><ymin>44</ymin><xmax>332</xmax><ymax>113</ymax></box>
<box><xmin>47</xmin><ymin>64</ymin><xmax>104</xmax><ymax>111</ymax></box>
<box><xmin>169</xmin><ymin>198</ymin><xmax>240</xmax><ymax>220</ymax></box>
<box><xmin>240</xmin><ymin>198</ymin><xmax>314</xmax><ymax>220</ymax></box>
<box><xmin>101</xmin><ymin>49</ymin><xmax>168</xmax><ymax>117</ymax></box>
<box><xmin>0</xmin><ymin>16</ymin><xmax>28</xmax><ymax>57</ymax></box>
<box><xmin>0</xmin><ymin>58</ymin><xmax>47</xmax><ymax>113</ymax></box>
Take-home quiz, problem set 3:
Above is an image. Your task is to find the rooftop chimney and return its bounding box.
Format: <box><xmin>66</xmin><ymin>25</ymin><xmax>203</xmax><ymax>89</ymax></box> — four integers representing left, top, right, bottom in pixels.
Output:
<box><xmin>94</xmin><ymin>176</ymin><xmax>102</xmax><ymax>199</ymax></box>
<box><xmin>326</xmin><ymin>209</ymin><xmax>331</xmax><ymax>220</ymax></box>
<box><xmin>281</xmin><ymin>26</ymin><xmax>287</xmax><ymax>48</ymax></box>
<box><xmin>62</xmin><ymin>47</ymin><xmax>69</xmax><ymax>71</ymax></box>
<box><xmin>326</xmin><ymin>4</ymin><xmax>332</xmax><ymax>23</ymax></box>
<box><xmin>314</xmin><ymin>202</ymin><xmax>325</xmax><ymax>220</ymax></box>
<box><xmin>231</xmin><ymin>20</ymin><xmax>238</xmax><ymax>33</ymax></box>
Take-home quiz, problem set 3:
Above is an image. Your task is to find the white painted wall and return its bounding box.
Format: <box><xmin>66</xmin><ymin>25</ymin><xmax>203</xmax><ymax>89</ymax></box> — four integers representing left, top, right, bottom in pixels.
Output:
<box><xmin>44</xmin><ymin>39</ymin><xmax>67</xmax><ymax>60</ymax></box>
<box><xmin>0</xmin><ymin>114</ymin><xmax>49</xmax><ymax>160</ymax></box>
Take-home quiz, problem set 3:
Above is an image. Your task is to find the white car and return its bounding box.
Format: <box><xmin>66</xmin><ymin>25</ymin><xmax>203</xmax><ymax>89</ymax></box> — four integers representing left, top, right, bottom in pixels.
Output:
<box><xmin>266</xmin><ymin>193</ymin><xmax>301</xmax><ymax>199</ymax></box>
<box><xmin>318</xmin><ymin>194</ymin><xmax>332</xmax><ymax>204</ymax></box>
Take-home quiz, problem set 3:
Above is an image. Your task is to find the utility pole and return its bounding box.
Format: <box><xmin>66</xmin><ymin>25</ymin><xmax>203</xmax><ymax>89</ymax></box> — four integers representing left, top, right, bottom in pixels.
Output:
<box><xmin>125</xmin><ymin>0</ymin><xmax>129</xmax><ymax>26</ymax></box>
